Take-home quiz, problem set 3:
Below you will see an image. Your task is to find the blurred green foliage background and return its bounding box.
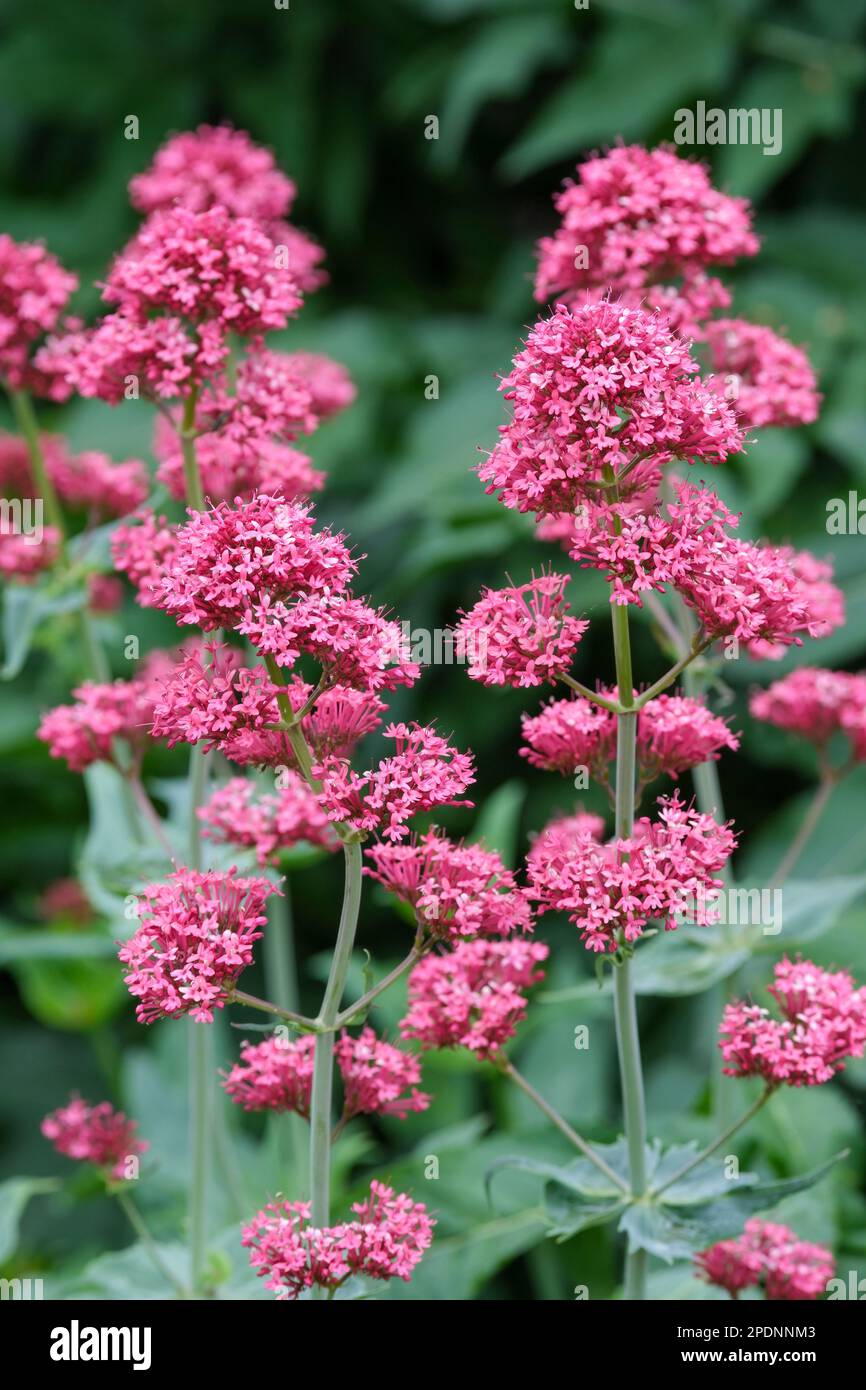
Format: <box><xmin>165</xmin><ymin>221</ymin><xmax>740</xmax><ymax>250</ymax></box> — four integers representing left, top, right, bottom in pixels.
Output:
<box><xmin>2</xmin><ymin>0</ymin><xmax>866</xmax><ymax>1300</ymax></box>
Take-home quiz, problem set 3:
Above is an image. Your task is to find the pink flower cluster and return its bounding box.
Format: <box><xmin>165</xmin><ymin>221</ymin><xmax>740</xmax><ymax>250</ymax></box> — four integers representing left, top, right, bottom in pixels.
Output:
<box><xmin>316</xmin><ymin>723</ymin><xmax>475</xmax><ymax>841</ymax></box>
<box><xmin>224</xmin><ymin>1034</ymin><xmax>316</xmax><ymax>1116</ymax></box>
<box><xmin>521</xmin><ymin>691</ymin><xmax>738</xmax><ymax>784</ymax></box>
<box><xmin>0</xmin><ymin>234</ymin><xmax>78</xmax><ymax>396</ymax></box>
<box><xmin>478</xmin><ymin>302</ymin><xmax>743</xmax><ymax>516</ymax></box>
<box><xmin>534</xmin><ymin>144</ymin><xmax>759</xmax><ymax>337</ymax></box>
<box><xmin>400</xmin><ymin>939</ymin><xmax>548</xmax><ymax>1059</ymax></box>
<box><xmin>118</xmin><ymin>868</ymin><xmax>276</xmax><ymax>1023</ymax></box>
<box><xmin>720</xmin><ymin>957</ymin><xmax>866</xmax><ymax>1087</ymax></box>
<box><xmin>38</xmin><ymin>677</ymin><xmax>158</xmax><ymax>772</ymax></box>
<box><xmin>527</xmin><ymin>792</ymin><xmax>736</xmax><ymax>952</ymax></box>
<box><xmin>241</xmin><ymin>591</ymin><xmax>419</xmax><ymax>694</ymax></box>
<box><xmin>696</xmin><ymin>1219</ymin><xmax>834</xmax><ymax>1300</ymax></box>
<box><xmin>112</xmin><ymin>509</ymin><xmax>179</xmax><ymax>606</ymax></box>
<box><xmin>455</xmin><ymin>573</ymin><xmax>588</xmax><ymax>688</ymax></box>
<box><xmin>750</xmin><ymin>667</ymin><xmax>866</xmax><ymax>762</ymax></box>
<box><xmin>154</xmin><ymin>417</ymin><xmax>324</xmax><ymax>508</ymax></box>
<box><xmin>0</xmin><ymin>526</ymin><xmax>61</xmax><ymax>581</ymax></box>
<box><xmin>199</xmin><ymin>775</ymin><xmax>335</xmax><ymax>865</ymax></box>
<box><xmin>128</xmin><ymin>125</ymin><xmax>327</xmax><ymax>295</ymax></box>
<box><xmin>573</xmin><ymin>481</ymin><xmax>843</xmax><ymax>652</ymax></box>
<box><xmin>335</xmin><ymin>1027</ymin><xmax>430</xmax><ymax>1120</ymax></box>
<box><xmin>42</xmin><ymin>1095</ymin><xmax>148</xmax><ymax>1181</ymax></box>
<box><xmin>154</xmin><ymin>495</ymin><xmax>355</xmax><ymax>629</ymax></box>
<box><xmin>103</xmin><ymin>204</ymin><xmax>301</xmax><ymax>332</ymax></box>
<box><xmin>705</xmin><ymin>319</ymin><xmax>820</xmax><ymax>430</ymax></box>
<box><xmin>242</xmin><ymin>1181</ymin><xmax>434</xmax><ymax>1299</ymax></box>
<box><xmin>46</xmin><ymin>312</ymin><xmax>229</xmax><ymax>402</ymax></box>
<box><xmin>0</xmin><ymin>431</ymin><xmax>148</xmax><ymax>521</ymax></box>
<box><xmin>223</xmin><ymin>1026</ymin><xmax>428</xmax><ymax>1120</ymax></box>
<box><xmin>129</xmin><ymin>124</ymin><xmax>297</xmax><ymax>223</ymax></box>
<box><xmin>365</xmin><ymin>829</ymin><xmax>533</xmax><ymax>939</ymax></box>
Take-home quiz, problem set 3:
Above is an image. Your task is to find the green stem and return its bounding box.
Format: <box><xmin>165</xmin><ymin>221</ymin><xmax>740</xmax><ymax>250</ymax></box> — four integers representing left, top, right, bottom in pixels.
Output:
<box><xmin>115</xmin><ymin>1190</ymin><xmax>190</xmax><ymax>1299</ymax></box>
<box><xmin>651</xmin><ymin>1085</ymin><xmax>776</xmax><ymax>1198</ymax></box>
<box><xmin>335</xmin><ymin>942</ymin><xmax>425</xmax><ymax>1028</ymax></box>
<box><xmin>500</xmin><ymin>1059</ymin><xmax>630</xmax><ymax>1193</ymax></box>
<box><xmin>559</xmin><ymin>672</ymin><xmax>621</xmax><ymax>713</ymax></box>
<box><xmin>180</xmin><ymin>388</ymin><xmax>204</xmax><ymax>512</ymax></box>
<box><xmin>769</xmin><ymin>776</ymin><xmax>835</xmax><ymax>890</ymax></box>
<box><xmin>309</xmin><ymin>840</ymin><xmax>364</xmax><ymax>1279</ymax></box>
<box><xmin>9</xmin><ymin>389</ymin><xmax>65</xmax><ymax>538</ymax></box>
<box><xmin>230</xmin><ymin>988</ymin><xmax>319</xmax><ymax>1030</ymax></box>
<box><xmin>610</xmin><ymin>596</ymin><xmax>649</xmax><ymax>1301</ymax></box>
<box><xmin>263</xmin><ymin>885</ymin><xmax>309</xmax><ymax>1193</ymax></box>
<box><xmin>187</xmin><ymin>1021</ymin><xmax>211</xmax><ymax>1292</ymax></box>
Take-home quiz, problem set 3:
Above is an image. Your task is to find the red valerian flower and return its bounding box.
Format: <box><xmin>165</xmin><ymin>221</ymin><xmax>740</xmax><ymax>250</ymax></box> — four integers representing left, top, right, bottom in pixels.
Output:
<box><xmin>365</xmin><ymin>829</ymin><xmax>533</xmax><ymax>939</ymax></box>
<box><xmin>455</xmin><ymin>573</ymin><xmax>588</xmax><ymax>688</ymax></box>
<box><xmin>42</xmin><ymin>1095</ymin><xmax>148</xmax><ymax>1182</ymax></box>
<box><xmin>719</xmin><ymin>957</ymin><xmax>866</xmax><ymax>1087</ymax></box>
<box><xmin>400</xmin><ymin>939</ymin><xmax>548</xmax><ymax>1059</ymax></box>
<box><xmin>696</xmin><ymin>1219</ymin><xmax>834</xmax><ymax>1301</ymax></box>
<box><xmin>242</xmin><ymin>1181</ymin><xmax>434</xmax><ymax>1299</ymax></box>
<box><xmin>118</xmin><ymin>868</ymin><xmax>276</xmax><ymax>1023</ymax></box>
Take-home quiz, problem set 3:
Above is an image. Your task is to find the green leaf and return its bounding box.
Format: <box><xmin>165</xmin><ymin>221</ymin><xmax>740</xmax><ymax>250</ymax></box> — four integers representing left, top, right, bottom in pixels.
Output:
<box><xmin>382</xmin><ymin>1209</ymin><xmax>548</xmax><ymax>1300</ymax></box>
<box><xmin>541</xmin><ymin>932</ymin><xmax>749</xmax><ymax>1003</ymax></box>
<box><xmin>471</xmin><ymin>778</ymin><xmax>525</xmax><ymax>866</ymax></box>
<box><xmin>0</xmin><ymin>1176</ymin><xmax>57</xmax><ymax>1261</ymax></box>
<box><xmin>621</xmin><ymin>1153</ymin><xmax>846</xmax><ymax>1263</ymax></box>
<box><xmin>0</xmin><ymin>929</ymin><xmax>116</xmax><ymax>965</ymax></box>
<box><xmin>752</xmin><ymin>874</ymin><xmax>866</xmax><ymax>950</ymax></box>
<box><xmin>1</xmin><ymin>580</ymin><xmax>85</xmax><ymax>680</ymax></box>
<box><xmin>502</xmin><ymin>14</ymin><xmax>734</xmax><ymax>178</ymax></box>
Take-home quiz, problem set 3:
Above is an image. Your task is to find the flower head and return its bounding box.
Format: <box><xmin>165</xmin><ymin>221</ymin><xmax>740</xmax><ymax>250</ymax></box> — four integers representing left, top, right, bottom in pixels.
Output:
<box><xmin>242</xmin><ymin>1181</ymin><xmax>434</xmax><ymax>1299</ymax></box>
<box><xmin>479</xmin><ymin>301</ymin><xmax>743</xmax><ymax>516</ymax></box>
<box><xmin>365</xmin><ymin>829</ymin><xmax>533</xmax><ymax>940</ymax></box>
<box><xmin>455</xmin><ymin>573</ymin><xmax>588</xmax><ymax>688</ymax></box>
<box><xmin>129</xmin><ymin>125</ymin><xmax>296</xmax><ymax>221</ymax></box>
<box><xmin>38</xmin><ymin>677</ymin><xmax>158</xmax><ymax>772</ymax></box>
<box><xmin>521</xmin><ymin>691</ymin><xmax>737</xmax><ymax>784</ymax></box>
<box><xmin>280</xmin><ymin>351</ymin><xmax>356</xmax><ymax>417</ymax></box>
<box><xmin>223</xmin><ymin>1034</ymin><xmax>316</xmax><ymax>1116</ymax></box>
<box><xmin>400</xmin><ymin>939</ymin><xmax>548</xmax><ymax>1059</ymax></box>
<box><xmin>44</xmin><ymin>312</ymin><xmax>228</xmax><ymax>402</ymax></box>
<box><xmin>112</xmin><ymin>508</ymin><xmax>180</xmax><ymax>607</ymax></box>
<box><xmin>527</xmin><ymin>792</ymin><xmax>736</xmax><ymax>952</ymax></box>
<box><xmin>697</xmin><ymin>1219</ymin><xmax>833</xmax><ymax>1301</ymax></box>
<box><xmin>0</xmin><ymin>234</ymin><xmax>78</xmax><ymax>392</ymax></box>
<box><xmin>104</xmin><ymin>205</ymin><xmax>301</xmax><ymax>333</ymax></box>
<box><xmin>155</xmin><ymin>496</ymin><xmax>355</xmax><ymax>630</ymax></box>
<box><xmin>720</xmin><ymin>957</ymin><xmax>866</xmax><ymax>1087</ymax></box>
<box><xmin>315</xmin><ymin>723</ymin><xmax>475</xmax><ymax>841</ymax></box>
<box><xmin>705</xmin><ymin>319</ymin><xmax>820</xmax><ymax>429</ymax></box>
<box><xmin>118</xmin><ymin>867</ymin><xmax>276</xmax><ymax>1023</ymax></box>
<box><xmin>750</xmin><ymin>667</ymin><xmax>866</xmax><ymax>762</ymax></box>
<box><xmin>334</xmin><ymin>1027</ymin><xmax>430</xmax><ymax>1119</ymax></box>
<box><xmin>240</xmin><ymin>591</ymin><xmax>419</xmax><ymax>693</ymax></box>
<box><xmin>42</xmin><ymin>1095</ymin><xmax>147</xmax><ymax>1181</ymax></box>
<box><xmin>199</xmin><ymin>775</ymin><xmax>335</xmax><ymax>865</ymax></box>
<box><xmin>534</xmin><ymin>144</ymin><xmax>758</xmax><ymax>312</ymax></box>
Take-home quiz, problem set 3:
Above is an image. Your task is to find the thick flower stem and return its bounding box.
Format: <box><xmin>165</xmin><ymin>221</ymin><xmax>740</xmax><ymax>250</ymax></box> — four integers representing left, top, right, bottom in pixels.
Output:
<box><xmin>309</xmin><ymin>838</ymin><xmax>364</xmax><ymax>1286</ymax></box>
<box><xmin>610</xmin><ymin>597</ymin><xmax>649</xmax><ymax>1301</ymax></box>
